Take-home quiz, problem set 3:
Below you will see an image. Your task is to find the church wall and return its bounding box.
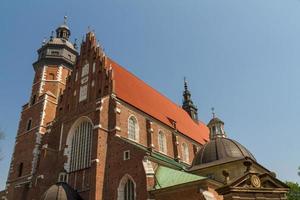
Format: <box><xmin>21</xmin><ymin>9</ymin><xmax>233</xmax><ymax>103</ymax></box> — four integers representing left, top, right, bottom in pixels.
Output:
<box><xmin>7</xmin><ymin>132</ymin><xmax>36</xmax><ymax>184</ymax></box>
<box><xmin>104</xmin><ymin>136</ymin><xmax>148</xmax><ymax>200</ymax></box>
<box><xmin>117</xmin><ymin>102</ymin><xmax>148</xmax><ymax>147</ymax></box>
<box><xmin>176</xmin><ymin>134</ymin><xmax>197</xmax><ymax>165</ymax></box>
<box><xmin>18</xmin><ymin>101</ymin><xmax>44</xmax><ymax>135</ymax></box>
<box><xmin>151</xmin><ymin>121</ymin><xmax>175</xmax><ymax>158</ymax></box>
<box><xmin>115</xmin><ymin>100</ymin><xmax>201</xmax><ymax>165</ymax></box>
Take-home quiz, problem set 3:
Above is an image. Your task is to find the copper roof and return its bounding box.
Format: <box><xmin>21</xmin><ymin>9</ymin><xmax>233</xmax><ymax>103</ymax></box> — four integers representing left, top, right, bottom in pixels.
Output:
<box><xmin>192</xmin><ymin>137</ymin><xmax>255</xmax><ymax>166</ymax></box>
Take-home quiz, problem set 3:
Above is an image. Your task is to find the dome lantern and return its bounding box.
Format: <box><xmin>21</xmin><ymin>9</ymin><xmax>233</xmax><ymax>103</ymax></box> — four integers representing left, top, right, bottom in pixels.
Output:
<box><xmin>207</xmin><ymin>108</ymin><xmax>226</xmax><ymax>139</ymax></box>
<box><xmin>192</xmin><ymin>114</ymin><xmax>256</xmax><ymax>167</ymax></box>
<box><xmin>56</xmin><ymin>16</ymin><xmax>71</xmax><ymax>40</ymax></box>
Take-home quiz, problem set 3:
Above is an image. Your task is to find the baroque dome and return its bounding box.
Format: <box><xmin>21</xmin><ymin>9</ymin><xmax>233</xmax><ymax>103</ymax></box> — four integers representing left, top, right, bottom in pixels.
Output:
<box><xmin>192</xmin><ymin>137</ymin><xmax>256</xmax><ymax>166</ymax></box>
<box><xmin>41</xmin><ymin>182</ymin><xmax>83</xmax><ymax>200</ymax></box>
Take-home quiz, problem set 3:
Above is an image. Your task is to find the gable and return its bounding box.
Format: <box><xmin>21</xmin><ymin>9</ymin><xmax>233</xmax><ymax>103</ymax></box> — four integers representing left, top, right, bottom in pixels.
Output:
<box><xmin>217</xmin><ymin>172</ymin><xmax>289</xmax><ymax>195</ymax></box>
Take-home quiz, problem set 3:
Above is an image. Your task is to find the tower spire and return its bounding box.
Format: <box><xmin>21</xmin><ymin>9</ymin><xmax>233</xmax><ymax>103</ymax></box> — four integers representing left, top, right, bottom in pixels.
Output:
<box><xmin>211</xmin><ymin>107</ymin><xmax>216</xmax><ymax>118</ymax></box>
<box><xmin>182</xmin><ymin>77</ymin><xmax>198</xmax><ymax>122</ymax></box>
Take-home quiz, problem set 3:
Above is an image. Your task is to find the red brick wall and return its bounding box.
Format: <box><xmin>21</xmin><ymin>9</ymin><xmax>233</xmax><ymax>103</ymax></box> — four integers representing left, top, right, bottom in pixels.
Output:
<box><xmin>115</xmin><ymin>101</ymin><xmax>201</xmax><ymax>165</ymax></box>
<box><xmin>104</xmin><ymin>136</ymin><xmax>148</xmax><ymax>200</ymax></box>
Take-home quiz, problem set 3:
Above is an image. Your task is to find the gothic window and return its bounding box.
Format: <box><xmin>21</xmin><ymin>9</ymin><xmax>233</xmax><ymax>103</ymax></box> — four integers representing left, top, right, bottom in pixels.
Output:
<box><xmin>158</xmin><ymin>131</ymin><xmax>167</xmax><ymax>154</ymax></box>
<box><xmin>26</xmin><ymin>119</ymin><xmax>32</xmax><ymax>131</ymax></box>
<box><xmin>18</xmin><ymin>162</ymin><xmax>23</xmax><ymax>177</ymax></box>
<box><xmin>124</xmin><ymin>179</ymin><xmax>135</xmax><ymax>200</ymax></box>
<box><xmin>182</xmin><ymin>143</ymin><xmax>189</xmax><ymax>163</ymax></box>
<box><xmin>69</xmin><ymin>121</ymin><xmax>93</xmax><ymax>172</ymax></box>
<box><xmin>117</xmin><ymin>175</ymin><xmax>136</xmax><ymax>200</ymax></box>
<box><xmin>128</xmin><ymin>116</ymin><xmax>139</xmax><ymax>142</ymax></box>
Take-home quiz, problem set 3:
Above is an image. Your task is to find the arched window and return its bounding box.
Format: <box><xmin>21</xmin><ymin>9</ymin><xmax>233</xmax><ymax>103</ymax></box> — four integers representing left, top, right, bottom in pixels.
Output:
<box><xmin>128</xmin><ymin>116</ymin><xmax>138</xmax><ymax>142</ymax></box>
<box><xmin>182</xmin><ymin>143</ymin><xmax>189</xmax><ymax>163</ymax></box>
<box><xmin>158</xmin><ymin>131</ymin><xmax>167</xmax><ymax>154</ymax></box>
<box><xmin>69</xmin><ymin>121</ymin><xmax>93</xmax><ymax>172</ymax></box>
<box><xmin>118</xmin><ymin>175</ymin><xmax>136</xmax><ymax>200</ymax></box>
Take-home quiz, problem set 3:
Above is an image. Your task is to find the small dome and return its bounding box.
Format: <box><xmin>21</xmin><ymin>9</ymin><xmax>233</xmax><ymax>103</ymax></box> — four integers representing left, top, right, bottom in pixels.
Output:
<box><xmin>57</xmin><ymin>24</ymin><xmax>70</xmax><ymax>31</ymax></box>
<box><xmin>193</xmin><ymin>137</ymin><xmax>255</xmax><ymax>166</ymax></box>
<box><xmin>208</xmin><ymin>117</ymin><xmax>224</xmax><ymax>125</ymax></box>
<box><xmin>41</xmin><ymin>182</ymin><xmax>83</xmax><ymax>200</ymax></box>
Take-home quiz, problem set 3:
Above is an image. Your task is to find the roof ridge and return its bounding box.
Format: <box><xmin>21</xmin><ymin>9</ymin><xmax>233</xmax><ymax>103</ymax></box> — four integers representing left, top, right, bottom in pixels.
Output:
<box><xmin>108</xmin><ymin>58</ymin><xmax>184</xmax><ymax>108</ymax></box>
<box><xmin>107</xmin><ymin>57</ymin><xmax>209</xmax><ymax>143</ymax></box>
<box><xmin>107</xmin><ymin>57</ymin><xmax>206</xmax><ymax>126</ymax></box>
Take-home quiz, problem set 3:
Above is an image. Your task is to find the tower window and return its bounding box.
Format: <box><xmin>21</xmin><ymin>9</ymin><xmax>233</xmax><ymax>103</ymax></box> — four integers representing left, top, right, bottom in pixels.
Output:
<box><xmin>49</xmin><ymin>73</ymin><xmax>55</xmax><ymax>80</ymax></box>
<box><xmin>69</xmin><ymin>121</ymin><xmax>93</xmax><ymax>172</ymax></box>
<box><xmin>51</xmin><ymin>51</ymin><xmax>59</xmax><ymax>56</ymax></box>
<box><xmin>158</xmin><ymin>131</ymin><xmax>167</xmax><ymax>154</ymax></box>
<box><xmin>128</xmin><ymin>116</ymin><xmax>139</xmax><ymax>142</ymax></box>
<box><xmin>182</xmin><ymin>143</ymin><xmax>189</xmax><ymax>163</ymax></box>
<box><xmin>18</xmin><ymin>163</ymin><xmax>23</xmax><ymax>177</ymax></box>
<box><xmin>30</xmin><ymin>95</ymin><xmax>36</xmax><ymax>105</ymax></box>
<box><xmin>26</xmin><ymin>119</ymin><xmax>32</xmax><ymax>131</ymax></box>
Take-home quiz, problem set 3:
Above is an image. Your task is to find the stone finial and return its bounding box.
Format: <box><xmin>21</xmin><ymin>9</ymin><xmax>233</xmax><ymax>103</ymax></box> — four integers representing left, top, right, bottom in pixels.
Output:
<box><xmin>243</xmin><ymin>160</ymin><xmax>253</xmax><ymax>173</ymax></box>
<box><xmin>63</xmin><ymin>16</ymin><xmax>67</xmax><ymax>25</ymax></box>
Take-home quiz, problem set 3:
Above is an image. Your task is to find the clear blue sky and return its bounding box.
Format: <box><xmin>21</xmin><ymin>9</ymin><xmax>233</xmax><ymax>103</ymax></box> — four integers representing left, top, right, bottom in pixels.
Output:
<box><xmin>0</xmin><ymin>0</ymin><xmax>299</xmax><ymax>189</ymax></box>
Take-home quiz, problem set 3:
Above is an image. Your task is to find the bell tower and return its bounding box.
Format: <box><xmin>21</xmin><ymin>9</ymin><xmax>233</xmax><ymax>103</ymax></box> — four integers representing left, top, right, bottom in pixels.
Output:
<box><xmin>5</xmin><ymin>17</ymin><xmax>78</xmax><ymax>200</ymax></box>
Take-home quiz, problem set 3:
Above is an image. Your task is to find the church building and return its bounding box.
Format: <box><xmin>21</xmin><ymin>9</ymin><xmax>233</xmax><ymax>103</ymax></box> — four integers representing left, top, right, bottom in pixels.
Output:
<box><xmin>1</xmin><ymin>19</ymin><xmax>289</xmax><ymax>200</ymax></box>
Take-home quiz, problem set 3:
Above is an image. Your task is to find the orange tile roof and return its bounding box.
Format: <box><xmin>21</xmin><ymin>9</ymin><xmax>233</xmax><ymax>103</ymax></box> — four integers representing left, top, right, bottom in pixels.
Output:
<box><xmin>107</xmin><ymin>58</ymin><xmax>209</xmax><ymax>144</ymax></box>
